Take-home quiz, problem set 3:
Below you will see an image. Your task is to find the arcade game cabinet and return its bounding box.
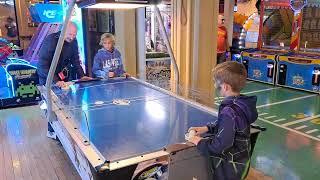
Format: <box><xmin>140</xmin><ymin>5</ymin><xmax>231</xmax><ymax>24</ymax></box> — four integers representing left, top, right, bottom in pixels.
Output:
<box><xmin>277</xmin><ymin>1</ymin><xmax>320</xmax><ymax>93</ymax></box>
<box><xmin>0</xmin><ymin>38</ymin><xmax>40</xmax><ymax>108</ymax></box>
<box><xmin>241</xmin><ymin>0</ymin><xmax>293</xmax><ymax>85</ymax></box>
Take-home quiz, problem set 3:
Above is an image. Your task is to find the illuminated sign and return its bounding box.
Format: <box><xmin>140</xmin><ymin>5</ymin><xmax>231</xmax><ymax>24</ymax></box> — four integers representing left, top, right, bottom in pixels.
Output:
<box><xmin>29</xmin><ymin>4</ymin><xmax>63</xmax><ymax>22</ymax></box>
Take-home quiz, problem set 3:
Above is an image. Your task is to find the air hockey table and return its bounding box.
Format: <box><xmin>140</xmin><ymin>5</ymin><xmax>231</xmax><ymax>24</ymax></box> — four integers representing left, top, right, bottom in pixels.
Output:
<box><xmin>38</xmin><ymin>77</ymin><xmax>263</xmax><ymax>180</ymax></box>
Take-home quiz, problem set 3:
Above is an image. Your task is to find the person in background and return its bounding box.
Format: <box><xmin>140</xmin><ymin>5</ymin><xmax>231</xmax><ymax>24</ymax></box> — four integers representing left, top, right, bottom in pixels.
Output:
<box><xmin>217</xmin><ymin>14</ymin><xmax>230</xmax><ymax>64</ymax></box>
<box><xmin>92</xmin><ymin>33</ymin><xmax>128</xmax><ymax>79</ymax></box>
<box><xmin>5</xmin><ymin>17</ymin><xmax>17</xmax><ymax>38</ymax></box>
<box><xmin>187</xmin><ymin>61</ymin><xmax>258</xmax><ymax>180</ymax></box>
<box><xmin>37</xmin><ymin>22</ymin><xmax>91</xmax><ymax>139</ymax></box>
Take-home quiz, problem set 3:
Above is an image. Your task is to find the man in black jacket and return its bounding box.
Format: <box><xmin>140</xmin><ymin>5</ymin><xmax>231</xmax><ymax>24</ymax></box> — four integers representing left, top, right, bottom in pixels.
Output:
<box><xmin>37</xmin><ymin>22</ymin><xmax>91</xmax><ymax>139</ymax></box>
<box><xmin>37</xmin><ymin>22</ymin><xmax>90</xmax><ymax>87</ymax></box>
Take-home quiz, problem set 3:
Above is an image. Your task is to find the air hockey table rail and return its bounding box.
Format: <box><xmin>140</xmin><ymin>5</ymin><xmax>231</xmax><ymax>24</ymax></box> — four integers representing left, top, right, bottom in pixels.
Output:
<box><xmin>38</xmin><ymin>77</ymin><xmax>264</xmax><ymax>180</ymax></box>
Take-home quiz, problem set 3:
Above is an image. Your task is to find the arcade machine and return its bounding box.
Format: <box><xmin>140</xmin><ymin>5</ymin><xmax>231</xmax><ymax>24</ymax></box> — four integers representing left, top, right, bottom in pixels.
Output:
<box><xmin>241</xmin><ymin>0</ymin><xmax>294</xmax><ymax>85</ymax></box>
<box><xmin>26</xmin><ymin>0</ymin><xmax>86</xmax><ymax>71</ymax></box>
<box><xmin>0</xmin><ymin>1</ymin><xmax>73</xmax><ymax>108</ymax></box>
<box><xmin>23</xmin><ymin>23</ymin><xmax>61</xmax><ymax>65</ymax></box>
<box><xmin>0</xmin><ymin>1</ymin><xmax>60</xmax><ymax>108</ymax></box>
<box><xmin>0</xmin><ymin>38</ymin><xmax>40</xmax><ymax>108</ymax></box>
<box><xmin>232</xmin><ymin>12</ymin><xmax>260</xmax><ymax>62</ymax></box>
<box><xmin>231</xmin><ymin>13</ymin><xmax>247</xmax><ymax>62</ymax></box>
<box><xmin>19</xmin><ymin>1</ymin><xmax>61</xmax><ymax>65</ymax></box>
<box><xmin>277</xmin><ymin>0</ymin><xmax>320</xmax><ymax>93</ymax></box>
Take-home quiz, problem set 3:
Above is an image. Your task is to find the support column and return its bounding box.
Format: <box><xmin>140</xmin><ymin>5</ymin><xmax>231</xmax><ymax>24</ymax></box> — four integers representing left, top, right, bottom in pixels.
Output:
<box><xmin>114</xmin><ymin>10</ymin><xmax>137</xmax><ymax>76</ymax></box>
<box><xmin>136</xmin><ymin>8</ymin><xmax>146</xmax><ymax>80</ymax></box>
<box><xmin>171</xmin><ymin>0</ymin><xmax>191</xmax><ymax>92</ymax></box>
<box><xmin>171</xmin><ymin>0</ymin><xmax>219</xmax><ymax>101</ymax></box>
<box><xmin>224</xmin><ymin>0</ymin><xmax>235</xmax><ymax>45</ymax></box>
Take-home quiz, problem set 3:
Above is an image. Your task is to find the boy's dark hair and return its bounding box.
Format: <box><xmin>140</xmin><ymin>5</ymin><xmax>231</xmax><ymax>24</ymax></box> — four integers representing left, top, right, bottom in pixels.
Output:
<box><xmin>212</xmin><ymin>61</ymin><xmax>247</xmax><ymax>92</ymax></box>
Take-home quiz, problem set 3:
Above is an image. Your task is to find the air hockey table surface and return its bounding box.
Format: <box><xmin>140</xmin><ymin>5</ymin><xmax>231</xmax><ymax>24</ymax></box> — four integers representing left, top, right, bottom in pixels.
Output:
<box><xmin>41</xmin><ymin>77</ymin><xmax>219</xmax><ymax>171</ymax></box>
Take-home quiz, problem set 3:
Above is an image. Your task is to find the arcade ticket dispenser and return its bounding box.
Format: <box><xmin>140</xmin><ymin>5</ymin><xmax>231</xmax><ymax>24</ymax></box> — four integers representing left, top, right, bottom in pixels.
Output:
<box><xmin>277</xmin><ymin>55</ymin><xmax>320</xmax><ymax>93</ymax></box>
<box><xmin>241</xmin><ymin>50</ymin><xmax>277</xmax><ymax>85</ymax></box>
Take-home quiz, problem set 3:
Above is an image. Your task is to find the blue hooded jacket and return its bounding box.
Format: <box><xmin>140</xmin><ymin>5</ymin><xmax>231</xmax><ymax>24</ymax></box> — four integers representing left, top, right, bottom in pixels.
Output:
<box><xmin>197</xmin><ymin>95</ymin><xmax>258</xmax><ymax>180</ymax></box>
<box><xmin>92</xmin><ymin>48</ymin><xmax>125</xmax><ymax>78</ymax></box>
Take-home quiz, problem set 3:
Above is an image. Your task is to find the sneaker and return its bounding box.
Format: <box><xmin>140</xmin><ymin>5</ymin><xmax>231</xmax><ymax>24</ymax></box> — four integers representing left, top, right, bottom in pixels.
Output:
<box><xmin>46</xmin><ymin>131</ymin><xmax>57</xmax><ymax>140</ymax></box>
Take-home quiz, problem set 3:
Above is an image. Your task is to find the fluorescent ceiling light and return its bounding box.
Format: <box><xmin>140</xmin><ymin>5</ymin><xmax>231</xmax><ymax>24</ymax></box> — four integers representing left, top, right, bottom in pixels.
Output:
<box><xmin>85</xmin><ymin>3</ymin><xmax>149</xmax><ymax>9</ymax></box>
<box><xmin>77</xmin><ymin>0</ymin><xmax>161</xmax><ymax>9</ymax></box>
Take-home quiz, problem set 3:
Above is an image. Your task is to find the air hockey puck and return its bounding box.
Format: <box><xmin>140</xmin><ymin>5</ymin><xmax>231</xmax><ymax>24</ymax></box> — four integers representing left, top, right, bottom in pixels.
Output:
<box><xmin>95</xmin><ymin>101</ymin><xmax>104</xmax><ymax>105</ymax></box>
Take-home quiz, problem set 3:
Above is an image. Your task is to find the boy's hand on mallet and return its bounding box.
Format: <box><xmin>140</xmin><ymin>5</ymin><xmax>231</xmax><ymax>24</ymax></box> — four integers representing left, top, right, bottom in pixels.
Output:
<box><xmin>188</xmin><ymin>136</ymin><xmax>202</xmax><ymax>145</ymax></box>
<box><xmin>188</xmin><ymin>126</ymin><xmax>209</xmax><ymax>136</ymax></box>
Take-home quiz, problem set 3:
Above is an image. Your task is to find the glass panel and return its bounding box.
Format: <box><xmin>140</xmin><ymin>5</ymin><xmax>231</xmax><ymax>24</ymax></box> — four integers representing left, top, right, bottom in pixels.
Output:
<box><xmin>300</xmin><ymin>6</ymin><xmax>320</xmax><ymax>52</ymax></box>
<box><xmin>262</xmin><ymin>8</ymin><xmax>294</xmax><ymax>49</ymax></box>
<box><xmin>145</xmin><ymin>5</ymin><xmax>171</xmax><ymax>53</ymax></box>
<box><xmin>145</xmin><ymin>5</ymin><xmax>172</xmax><ymax>90</ymax></box>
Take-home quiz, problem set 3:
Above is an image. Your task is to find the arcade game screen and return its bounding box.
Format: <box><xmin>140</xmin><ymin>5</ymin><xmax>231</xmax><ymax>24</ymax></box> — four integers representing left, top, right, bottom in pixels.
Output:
<box><xmin>262</xmin><ymin>8</ymin><xmax>293</xmax><ymax>49</ymax></box>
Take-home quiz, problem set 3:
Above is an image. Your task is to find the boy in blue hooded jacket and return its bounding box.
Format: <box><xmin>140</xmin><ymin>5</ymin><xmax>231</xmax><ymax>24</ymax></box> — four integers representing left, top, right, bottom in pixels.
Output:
<box><xmin>188</xmin><ymin>61</ymin><xmax>258</xmax><ymax>180</ymax></box>
<box><xmin>92</xmin><ymin>33</ymin><xmax>128</xmax><ymax>78</ymax></box>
